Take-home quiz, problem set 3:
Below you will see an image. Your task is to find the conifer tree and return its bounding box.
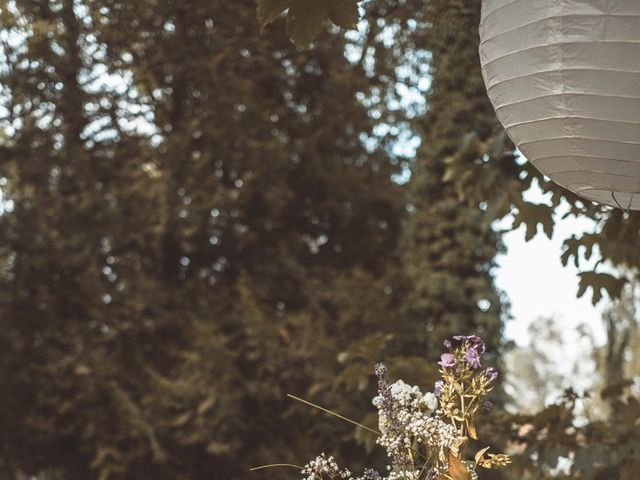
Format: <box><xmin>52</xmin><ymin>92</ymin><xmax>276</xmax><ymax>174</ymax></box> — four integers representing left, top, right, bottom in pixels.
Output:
<box><xmin>0</xmin><ymin>1</ymin><xmax>512</xmax><ymax>479</ymax></box>
<box><xmin>0</xmin><ymin>1</ymin><xmax>404</xmax><ymax>478</ymax></box>
<box><xmin>397</xmin><ymin>1</ymin><xmax>505</xmax><ymax>360</ymax></box>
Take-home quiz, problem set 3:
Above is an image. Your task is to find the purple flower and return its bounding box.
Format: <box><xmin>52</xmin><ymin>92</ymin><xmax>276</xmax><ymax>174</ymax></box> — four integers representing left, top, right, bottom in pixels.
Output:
<box><xmin>453</xmin><ymin>335</ymin><xmax>486</xmax><ymax>354</ymax></box>
<box><xmin>364</xmin><ymin>469</ymin><xmax>381</xmax><ymax>480</ymax></box>
<box><xmin>438</xmin><ymin>353</ymin><xmax>455</xmax><ymax>368</ymax></box>
<box><xmin>468</xmin><ymin>336</ymin><xmax>486</xmax><ymax>354</ymax></box>
<box><xmin>434</xmin><ymin>380</ymin><xmax>444</xmax><ymax>397</ymax></box>
<box><xmin>443</xmin><ymin>339</ymin><xmax>452</xmax><ymax>350</ymax></box>
<box><xmin>465</xmin><ymin>347</ymin><xmax>482</xmax><ymax>369</ymax></box>
<box><xmin>485</xmin><ymin>367</ymin><xmax>498</xmax><ymax>382</ymax></box>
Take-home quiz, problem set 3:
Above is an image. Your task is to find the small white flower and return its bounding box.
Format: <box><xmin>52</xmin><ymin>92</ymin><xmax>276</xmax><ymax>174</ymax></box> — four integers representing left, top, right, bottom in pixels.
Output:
<box><xmin>378</xmin><ymin>412</ymin><xmax>388</xmax><ymax>433</ymax></box>
<box><xmin>423</xmin><ymin>391</ymin><xmax>438</xmax><ymax>411</ymax></box>
<box><xmin>390</xmin><ymin>380</ymin><xmax>413</xmax><ymax>397</ymax></box>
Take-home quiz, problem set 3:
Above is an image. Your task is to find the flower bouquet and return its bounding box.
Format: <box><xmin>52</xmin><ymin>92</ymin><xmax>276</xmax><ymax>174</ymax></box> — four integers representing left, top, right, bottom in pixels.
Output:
<box><xmin>255</xmin><ymin>335</ymin><xmax>510</xmax><ymax>480</ymax></box>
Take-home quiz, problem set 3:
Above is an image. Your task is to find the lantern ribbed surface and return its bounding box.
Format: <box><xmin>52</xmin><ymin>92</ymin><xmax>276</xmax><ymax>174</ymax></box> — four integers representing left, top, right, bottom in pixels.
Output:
<box><xmin>479</xmin><ymin>0</ymin><xmax>640</xmax><ymax>210</ymax></box>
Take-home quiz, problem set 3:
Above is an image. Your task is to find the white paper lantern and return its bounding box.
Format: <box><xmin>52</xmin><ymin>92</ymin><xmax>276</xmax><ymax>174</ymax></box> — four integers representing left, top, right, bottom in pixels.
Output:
<box><xmin>479</xmin><ymin>0</ymin><xmax>640</xmax><ymax>210</ymax></box>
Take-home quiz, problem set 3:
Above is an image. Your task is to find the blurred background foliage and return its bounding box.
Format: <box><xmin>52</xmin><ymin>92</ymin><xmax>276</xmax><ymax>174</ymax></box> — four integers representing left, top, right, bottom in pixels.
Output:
<box><xmin>0</xmin><ymin>0</ymin><xmax>638</xmax><ymax>479</ymax></box>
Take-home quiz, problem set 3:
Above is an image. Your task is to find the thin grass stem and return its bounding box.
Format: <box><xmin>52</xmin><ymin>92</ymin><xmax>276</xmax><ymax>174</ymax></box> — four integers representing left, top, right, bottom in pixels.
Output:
<box><xmin>250</xmin><ymin>463</ymin><xmax>303</xmax><ymax>472</ymax></box>
<box><xmin>286</xmin><ymin>394</ymin><xmax>380</xmax><ymax>436</ymax></box>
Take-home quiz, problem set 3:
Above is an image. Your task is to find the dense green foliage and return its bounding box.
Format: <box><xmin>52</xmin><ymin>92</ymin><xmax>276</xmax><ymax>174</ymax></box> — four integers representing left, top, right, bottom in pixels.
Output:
<box><xmin>0</xmin><ymin>1</ymin><xmax>404</xmax><ymax>478</ymax></box>
<box><xmin>257</xmin><ymin>0</ymin><xmax>359</xmax><ymax>46</ymax></box>
<box><xmin>264</xmin><ymin>0</ymin><xmax>640</xmax><ymax>305</ymax></box>
<box><xmin>397</xmin><ymin>1</ymin><xmax>504</xmax><ymax>360</ymax></box>
<box><xmin>0</xmin><ymin>0</ymin><xmax>505</xmax><ymax>479</ymax></box>
<box><xmin>262</xmin><ymin>2</ymin><xmax>640</xmax><ymax>480</ymax></box>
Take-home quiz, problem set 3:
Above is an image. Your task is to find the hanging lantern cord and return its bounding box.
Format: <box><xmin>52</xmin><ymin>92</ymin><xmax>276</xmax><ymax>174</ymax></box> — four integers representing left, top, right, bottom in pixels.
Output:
<box><xmin>611</xmin><ymin>191</ymin><xmax>632</xmax><ymax>214</ymax></box>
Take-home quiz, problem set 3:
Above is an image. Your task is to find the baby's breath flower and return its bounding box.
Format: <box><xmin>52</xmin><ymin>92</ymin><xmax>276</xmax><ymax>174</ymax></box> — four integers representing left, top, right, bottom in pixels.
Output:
<box><xmin>423</xmin><ymin>391</ymin><xmax>438</xmax><ymax>410</ymax></box>
<box><xmin>385</xmin><ymin>469</ymin><xmax>422</xmax><ymax>480</ymax></box>
<box><xmin>301</xmin><ymin>454</ymin><xmax>352</xmax><ymax>480</ymax></box>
